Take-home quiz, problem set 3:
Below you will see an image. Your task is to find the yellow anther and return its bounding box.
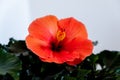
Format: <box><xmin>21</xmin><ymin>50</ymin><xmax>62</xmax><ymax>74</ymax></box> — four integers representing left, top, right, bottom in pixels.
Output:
<box><xmin>56</xmin><ymin>30</ymin><xmax>66</xmax><ymax>42</ymax></box>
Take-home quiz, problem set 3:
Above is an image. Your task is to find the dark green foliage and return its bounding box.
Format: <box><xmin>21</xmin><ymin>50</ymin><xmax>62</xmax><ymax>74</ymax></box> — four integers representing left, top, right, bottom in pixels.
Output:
<box><xmin>0</xmin><ymin>41</ymin><xmax>21</xmax><ymax>80</ymax></box>
<box><xmin>0</xmin><ymin>38</ymin><xmax>120</xmax><ymax>80</ymax></box>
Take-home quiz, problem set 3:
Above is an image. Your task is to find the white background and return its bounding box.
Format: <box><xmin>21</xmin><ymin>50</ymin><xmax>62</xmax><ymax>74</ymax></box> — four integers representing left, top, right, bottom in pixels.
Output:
<box><xmin>0</xmin><ymin>0</ymin><xmax>120</xmax><ymax>53</ymax></box>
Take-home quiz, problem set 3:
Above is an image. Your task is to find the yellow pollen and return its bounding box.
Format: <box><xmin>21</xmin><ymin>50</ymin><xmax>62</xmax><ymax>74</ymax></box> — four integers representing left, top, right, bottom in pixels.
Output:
<box><xmin>56</xmin><ymin>30</ymin><xmax>66</xmax><ymax>42</ymax></box>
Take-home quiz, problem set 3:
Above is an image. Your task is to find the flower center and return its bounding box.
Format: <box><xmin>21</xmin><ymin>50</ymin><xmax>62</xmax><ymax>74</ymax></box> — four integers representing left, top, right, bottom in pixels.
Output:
<box><xmin>51</xmin><ymin>30</ymin><xmax>66</xmax><ymax>52</ymax></box>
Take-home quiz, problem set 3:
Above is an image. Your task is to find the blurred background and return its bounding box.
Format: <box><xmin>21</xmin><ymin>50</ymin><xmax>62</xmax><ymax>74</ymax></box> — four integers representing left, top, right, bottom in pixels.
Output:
<box><xmin>0</xmin><ymin>0</ymin><xmax>120</xmax><ymax>53</ymax></box>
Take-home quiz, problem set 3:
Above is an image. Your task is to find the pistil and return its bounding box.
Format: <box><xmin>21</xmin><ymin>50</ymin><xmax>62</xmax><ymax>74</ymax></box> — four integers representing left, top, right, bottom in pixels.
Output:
<box><xmin>51</xmin><ymin>29</ymin><xmax>66</xmax><ymax>52</ymax></box>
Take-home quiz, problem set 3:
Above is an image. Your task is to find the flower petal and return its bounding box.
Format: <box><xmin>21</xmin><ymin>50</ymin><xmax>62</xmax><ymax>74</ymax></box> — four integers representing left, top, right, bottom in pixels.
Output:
<box><xmin>26</xmin><ymin>35</ymin><xmax>53</xmax><ymax>59</ymax></box>
<box><xmin>63</xmin><ymin>38</ymin><xmax>93</xmax><ymax>65</ymax></box>
<box><xmin>53</xmin><ymin>51</ymin><xmax>80</xmax><ymax>63</ymax></box>
<box><xmin>58</xmin><ymin>17</ymin><xmax>88</xmax><ymax>42</ymax></box>
<box><xmin>40</xmin><ymin>50</ymin><xmax>80</xmax><ymax>64</ymax></box>
<box><xmin>78</xmin><ymin>39</ymin><xmax>93</xmax><ymax>60</ymax></box>
<box><xmin>66</xmin><ymin>58</ymin><xmax>83</xmax><ymax>66</ymax></box>
<box><xmin>28</xmin><ymin>15</ymin><xmax>58</xmax><ymax>41</ymax></box>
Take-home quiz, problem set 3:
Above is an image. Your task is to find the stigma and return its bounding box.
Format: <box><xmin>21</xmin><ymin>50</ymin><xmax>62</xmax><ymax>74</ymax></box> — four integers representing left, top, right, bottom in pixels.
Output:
<box><xmin>56</xmin><ymin>30</ymin><xmax>66</xmax><ymax>42</ymax></box>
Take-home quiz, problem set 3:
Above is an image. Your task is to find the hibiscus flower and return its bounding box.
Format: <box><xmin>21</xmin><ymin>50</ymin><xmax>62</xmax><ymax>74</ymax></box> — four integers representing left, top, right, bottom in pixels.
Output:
<box><xmin>25</xmin><ymin>15</ymin><xmax>93</xmax><ymax>66</ymax></box>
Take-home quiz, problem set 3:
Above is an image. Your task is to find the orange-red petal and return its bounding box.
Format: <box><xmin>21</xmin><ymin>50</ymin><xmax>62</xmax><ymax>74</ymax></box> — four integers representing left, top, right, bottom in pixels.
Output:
<box><xmin>40</xmin><ymin>50</ymin><xmax>80</xmax><ymax>64</ymax></box>
<box><xmin>63</xmin><ymin>38</ymin><xmax>93</xmax><ymax>65</ymax></box>
<box><xmin>28</xmin><ymin>15</ymin><xmax>58</xmax><ymax>41</ymax></box>
<box><xmin>58</xmin><ymin>17</ymin><xmax>88</xmax><ymax>42</ymax></box>
<box><xmin>66</xmin><ymin>58</ymin><xmax>83</xmax><ymax>66</ymax></box>
<box><xmin>26</xmin><ymin>35</ymin><xmax>53</xmax><ymax>59</ymax></box>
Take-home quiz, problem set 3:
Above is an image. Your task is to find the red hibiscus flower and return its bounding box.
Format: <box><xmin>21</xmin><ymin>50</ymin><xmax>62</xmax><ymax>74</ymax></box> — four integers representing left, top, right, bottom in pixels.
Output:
<box><xmin>25</xmin><ymin>15</ymin><xmax>93</xmax><ymax>66</ymax></box>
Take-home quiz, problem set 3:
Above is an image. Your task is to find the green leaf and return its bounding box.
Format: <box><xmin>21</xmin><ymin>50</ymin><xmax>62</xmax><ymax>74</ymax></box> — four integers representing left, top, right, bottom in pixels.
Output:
<box><xmin>117</xmin><ymin>77</ymin><xmax>120</xmax><ymax>80</ymax></box>
<box><xmin>97</xmin><ymin>50</ymin><xmax>120</xmax><ymax>69</ymax></box>
<box><xmin>77</xmin><ymin>69</ymin><xmax>91</xmax><ymax>80</ymax></box>
<box><xmin>0</xmin><ymin>48</ymin><xmax>21</xmax><ymax>80</ymax></box>
<box><xmin>88</xmin><ymin>54</ymin><xmax>99</xmax><ymax>64</ymax></box>
<box><xmin>110</xmin><ymin>52</ymin><xmax>120</xmax><ymax>69</ymax></box>
<box><xmin>64</xmin><ymin>76</ymin><xmax>77</xmax><ymax>80</ymax></box>
<box><xmin>7</xmin><ymin>38</ymin><xmax>28</xmax><ymax>56</ymax></box>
